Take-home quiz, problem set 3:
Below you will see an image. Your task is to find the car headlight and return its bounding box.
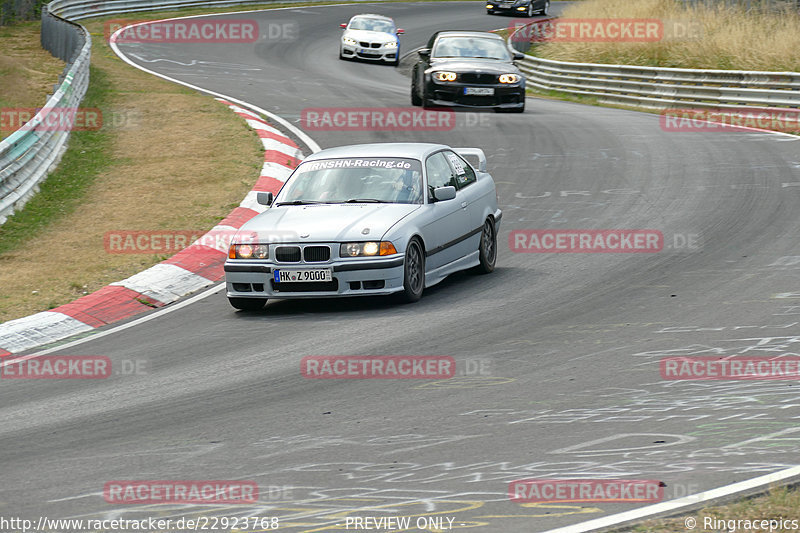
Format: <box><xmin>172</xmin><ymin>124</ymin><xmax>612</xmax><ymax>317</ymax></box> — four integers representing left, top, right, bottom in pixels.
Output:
<box><xmin>517</xmin><ymin>5</ymin><xmax>527</xmax><ymax>10</ymax></box>
<box><xmin>343</xmin><ymin>37</ymin><xmax>357</xmax><ymax>46</ymax></box>
<box><xmin>340</xmin><ymin>241</ymin><xmax>398</xmax><ymax>257</ymax></box>
<box><xmin>499</xmin><ymin>73</ymin><xmax>521</xmax><ymax>84</ymax></box>
<box><xmin>434</xmin><ymin>71</ymin><xmax>458</xmax><ymax>82</ymax></box>
<box><xmin>486</xmin><ymin>3</ymin><xmax>495</xmax><ymax>7</ymax></box>
<box><xmin>384</xmin><ymin>41</ymin><xmax>398</xmax><ymax>49</ymax></box>
<box><xmin>229</xmin><ymin>244</ymin><xmax>269</xmax><ymax>259</ymax></box>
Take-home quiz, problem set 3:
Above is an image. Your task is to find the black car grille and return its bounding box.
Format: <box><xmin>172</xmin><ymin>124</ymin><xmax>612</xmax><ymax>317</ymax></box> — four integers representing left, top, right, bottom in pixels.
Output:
<box><xmin>303</xmin><ymin>246</ymin><xmax>330</xmax><ymax>262</ymax></box>
<box><xmin>271</xmin><ymin>279</ymin><xmax>339</xmax><ymax>292</ymax></box>
<box><xmin>359</xmin><ymin>41</ymin><xmax>382</xmax><ymax>48</ymax></box>
<box><xmin>275</xmin><ymin>246</ymin><xmax>301</xmax><ymax>262</ymax></box>
<box><xmin>461</xmin><ymin>73</ymin><xmax>499</xmax><ymax>84</ymax></box>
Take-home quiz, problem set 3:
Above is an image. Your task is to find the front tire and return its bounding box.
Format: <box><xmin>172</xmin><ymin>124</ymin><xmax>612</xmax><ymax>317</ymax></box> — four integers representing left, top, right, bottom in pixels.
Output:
<box><xmin>399</xmin><ymin>239</ymin><xmax>425</xmax><ymax>303</ymax></box>
<box><xmin>475</xmin><ymin>218</ymin><xmax>497</xmax><ymax>274</ymax></box>
<box><xmin>526</xmin><ymin>3</ymin><xmax>534</xmax><ymax>17</ymax></box>
<box><xmin>539</xmin><ymin>0</ymin><xmax>550</xmax><ymax>15</ymax></box>
<box><xmin>229</xmin><ymin>297</ymin><xmax>267</xmax><ymax>311</ymax></box>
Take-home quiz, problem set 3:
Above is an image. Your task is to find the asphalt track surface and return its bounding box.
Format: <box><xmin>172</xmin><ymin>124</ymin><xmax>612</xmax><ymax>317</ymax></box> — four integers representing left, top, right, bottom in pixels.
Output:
<box><xmin>3</xmin><ymin>2</ymin><xmax>800</xmax><ymax>531</ymax></box>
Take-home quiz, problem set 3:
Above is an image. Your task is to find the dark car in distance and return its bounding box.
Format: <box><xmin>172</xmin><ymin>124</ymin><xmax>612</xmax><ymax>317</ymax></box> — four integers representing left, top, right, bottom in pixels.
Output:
<box><xmin>411</xmin><ymin>31</ymin><xmax>526</xmax><ymax>113</ymax></box>
<box><xmin>486</xmin><ymin>0</ymin><xmax>550</xmax><ymax>17</ymax></box>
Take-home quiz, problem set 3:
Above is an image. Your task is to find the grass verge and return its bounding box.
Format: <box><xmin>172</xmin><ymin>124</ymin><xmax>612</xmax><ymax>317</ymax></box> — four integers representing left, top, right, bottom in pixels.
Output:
<box><xmin>527</xmin><ymin>0</ymin><xmax>800</xmax><ymax>71</ymax></box>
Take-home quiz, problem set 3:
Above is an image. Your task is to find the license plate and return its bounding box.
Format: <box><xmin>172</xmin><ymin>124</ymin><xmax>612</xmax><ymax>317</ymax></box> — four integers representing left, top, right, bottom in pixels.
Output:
<box><xmin>358</xmin><ymin>48</ymin><xmax>372</xmax><ymax>53</ymax></box>
<box><xmin>464</xmin><ymin>87</ymin><xmax>495</xmax><ymax>96</ymax></box>
<box><xmin>273</xmin><ymin>268</ymin><xmax>332</xmax><ymax>283</ymax></box>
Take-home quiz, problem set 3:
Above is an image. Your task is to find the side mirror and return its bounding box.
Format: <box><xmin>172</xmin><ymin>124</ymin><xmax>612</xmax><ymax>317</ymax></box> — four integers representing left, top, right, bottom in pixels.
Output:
<box><xmin>513</xmin><ymin>51</ymin><xmax>525</xmax><ymax>60</ymax></box>
<box><xmin>396</xmin><ymin>28</ymin><xmax>405</xmax><ymax>35</ymax></box>
<box><xmin>340</xmin><ymin>23</ymin><xmax>347</xmax><ymax>29</ymax></box>
<box><xmin>257</xmin><ymin>192</ymin><xmax>274</xmax><ymax>206</ymax></box>
<box><xmin>432</xmin><ymin>186</ymin><xmax>456</xmax><ymax>202</ymax></box>
<box><xmin>418</xmin><ymin>48</ymin><xmax>431</xmax><ymax>58</ymax></box>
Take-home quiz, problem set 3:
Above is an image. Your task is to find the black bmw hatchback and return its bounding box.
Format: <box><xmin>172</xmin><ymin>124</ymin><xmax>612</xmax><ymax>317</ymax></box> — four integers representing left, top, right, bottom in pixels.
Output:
<box><xmin>411</xmin><ymin>31</ymin><xmax>526</xmax><ymax>113</ymax></box>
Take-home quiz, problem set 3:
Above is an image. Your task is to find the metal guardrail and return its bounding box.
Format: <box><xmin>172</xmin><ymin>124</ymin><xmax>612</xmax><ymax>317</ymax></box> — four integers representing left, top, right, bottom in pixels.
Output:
<box><xmin>0</xmin><ymin>0</ymin><xmax>385</xmax><ymax>227</ymax></box>
<box><xmin>0</xmin><ymin>5</ymin><xmax>90</xmax><ymax>225</ymax></box>
<box><xmin>508</xmin><ymin>22</ymin><xmax>800</xmax><ymax>112</ymax></box>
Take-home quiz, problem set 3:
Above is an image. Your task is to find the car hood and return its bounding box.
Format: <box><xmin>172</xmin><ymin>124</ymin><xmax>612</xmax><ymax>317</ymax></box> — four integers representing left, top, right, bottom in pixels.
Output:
<box><xmin>428</xmin><ymin>58</ymin><xmax>521</xmax><ymax>74</ymax></box>
<box><xmin>236</xmin><ymin>203</ymin><xmax>420</xmax><ymax>243</ymax></box>
<box><xmin>343</xmin><ymin>29</ymin><xmax>397</xmax><ymax>43</ymax></box>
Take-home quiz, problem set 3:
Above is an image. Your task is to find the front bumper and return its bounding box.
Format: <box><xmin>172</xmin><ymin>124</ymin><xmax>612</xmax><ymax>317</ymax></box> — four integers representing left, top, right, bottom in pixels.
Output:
<box><xmin>341</xmin><ymin>43</ymin><xmax>398</xmax><ymax>62</ymax></box>
<box><xmin>225</xmin><ymin>255</ymin><xmax>405</xmax><ymax>299</ymax></box>
<box><xmin>426</xmin><ymin>80</ymin><xmax>525</xmax><ymax>109</ymax></box>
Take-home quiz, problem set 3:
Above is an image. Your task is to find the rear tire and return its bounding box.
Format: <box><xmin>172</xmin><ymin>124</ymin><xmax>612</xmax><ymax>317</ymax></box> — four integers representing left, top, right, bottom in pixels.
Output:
<box><xmin>399</xmin><ymin>239</ymin><xmax>425</xmax><ymax>303</ymax></box>
<box><xmin>475</xmin><ymin>218</ymin><xmax>497</xmax><ymax>274</ymax></box>
<box><xmin>229</xmin><ymin>297</ymin><xmax>267</xmax><ymax>311</ymax></box>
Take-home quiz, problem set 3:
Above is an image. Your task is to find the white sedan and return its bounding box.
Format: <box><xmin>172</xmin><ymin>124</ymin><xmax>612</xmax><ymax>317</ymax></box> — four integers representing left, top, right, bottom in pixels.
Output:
<box><xmin>339</xmin><ymin>14</ymin><xmax>404</xmax><ymax>66</ymax></box>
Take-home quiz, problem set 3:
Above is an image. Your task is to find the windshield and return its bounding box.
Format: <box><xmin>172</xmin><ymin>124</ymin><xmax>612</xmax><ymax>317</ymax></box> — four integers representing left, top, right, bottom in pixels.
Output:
<box><xmin>432</xmin><ymin>36</ymin><xmax>512</xmax><ymax>60</ymax></box>
<box><xmin>276</xmin><ymin>158</ymin><xmax>423</xmax><ymax>205</ymax></box>
<box><xmin>348</xmin><ymin>17</ymin><xmax>395</xmax><ymax>33</ymax></box>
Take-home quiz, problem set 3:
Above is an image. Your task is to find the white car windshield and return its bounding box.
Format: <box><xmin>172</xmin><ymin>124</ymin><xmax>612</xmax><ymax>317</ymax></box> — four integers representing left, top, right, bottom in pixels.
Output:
<box><xmin>276</xmin><ymin>158</ymin><xmax>423</xmax><ymax>205</ymax></box>
<box><xmin>349</xmin><ymin>18</ymin><xmax>395</xmax><ymax>33</ymax></box>
<box><xmin>433</xmin><ymin>37</ymin><xmax>511</xmax><ymax>60</ymax></box>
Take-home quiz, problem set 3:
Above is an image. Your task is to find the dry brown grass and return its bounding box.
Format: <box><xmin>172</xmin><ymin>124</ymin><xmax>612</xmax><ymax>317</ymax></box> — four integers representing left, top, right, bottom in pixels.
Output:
<box><xmin>533</xmin><ymin>0</ymin><xmax>800</xmax><ymax>71</ymax></box>
<box><xmin>0</xmin><ymin>21</ymin><xmax>66</xmax><ymax>139</ymax></box>
<box><xmin>0</xmin><ymin>18</ymin><xmax>263</xmax><ymax>322</ymax></box>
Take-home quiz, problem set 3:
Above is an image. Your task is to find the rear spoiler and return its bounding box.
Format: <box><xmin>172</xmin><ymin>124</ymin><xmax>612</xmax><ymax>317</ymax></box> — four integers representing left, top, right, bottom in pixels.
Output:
<box><xmin>454</xmin><ymin>148</ymin><xmax>487</xmax><ymax>172</ymax></box>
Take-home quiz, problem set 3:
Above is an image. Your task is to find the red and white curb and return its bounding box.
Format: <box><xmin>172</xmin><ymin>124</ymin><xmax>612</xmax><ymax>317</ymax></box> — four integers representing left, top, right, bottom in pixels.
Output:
<box><xmin>0</xmin><ymin>99</ymin><xmax>301</xmax><ymax>356</ymax></box>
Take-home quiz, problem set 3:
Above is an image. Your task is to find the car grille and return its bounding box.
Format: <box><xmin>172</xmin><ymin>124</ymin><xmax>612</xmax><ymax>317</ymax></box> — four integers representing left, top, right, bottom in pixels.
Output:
<box><xmin>359</xmin><ymin>41</ymin><xmax>382</xmax><ymax>48</ymax></box>
<box><xmin>275</xmin><ymin>246</ymin><xmax>301</xmax><ymax>262</ymax></box>
<box><xmin>461</xmin><ymin>73</ymin><xmax>499</xmax><ymax>84</ymax></box>
<box><xmin>271</xmin><ymin>279</ymin><xmax>339</xmax><ymax>292</ymax></box>
<box><xmin>303</xmin><ymin>246</ymin><xmax>330</xmax><ymax>262</ymax></box>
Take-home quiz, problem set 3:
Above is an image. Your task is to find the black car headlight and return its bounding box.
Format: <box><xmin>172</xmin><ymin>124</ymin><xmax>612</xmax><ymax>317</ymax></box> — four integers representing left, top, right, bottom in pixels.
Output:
<box><xmin>499</xmin><ymin>74</ymin><xmax>521</xmax><ymax>84</ymax></box>
<box><xmin>434</xmin><ymin>71</ymin><xmax>458</xmax><ymax>82</ymax></box>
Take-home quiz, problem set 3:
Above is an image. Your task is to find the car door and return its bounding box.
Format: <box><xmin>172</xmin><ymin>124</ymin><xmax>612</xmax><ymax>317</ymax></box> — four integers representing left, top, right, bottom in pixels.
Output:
<box><xmin>421</xmin><ymin>151</ymin><xmax>470</xmax><ymax>271</ymax></box>
<box><xmin>443</xmin><ymin>150</ymin><xmax>485</xmax><ymax>256</ymax></box>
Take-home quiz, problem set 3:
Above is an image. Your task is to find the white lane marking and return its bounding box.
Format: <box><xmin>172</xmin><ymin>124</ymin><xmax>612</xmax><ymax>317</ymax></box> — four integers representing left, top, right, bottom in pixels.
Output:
<box><xmin>4</xmin><ymin>283</ymin><xmax>226</xmax><ymax>360</ymax></box>
<box><xmin>540</xmin><ymin>465</ymin><xmax>800</xmax><ymax>533</ymax></box>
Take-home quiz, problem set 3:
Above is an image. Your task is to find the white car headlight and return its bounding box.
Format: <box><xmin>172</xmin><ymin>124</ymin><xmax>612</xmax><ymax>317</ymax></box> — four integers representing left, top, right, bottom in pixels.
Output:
<box><xmin>343</xmin><ymin>37</ymin><xmax>357</xmax><ymax>46</ymax></box>
<box><xmin>499</xmin><ymin>73</ymin><xmax>521</xmax><ymax>84</ymax></box>
<box><xmin>385</xmin><ymin>41</ymin><xmax>398</xmax><ymax>49</ymax></box>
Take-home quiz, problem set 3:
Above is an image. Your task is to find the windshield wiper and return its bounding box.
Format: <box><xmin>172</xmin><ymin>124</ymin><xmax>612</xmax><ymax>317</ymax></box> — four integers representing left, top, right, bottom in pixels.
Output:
<box><xmin>344</xmin><ymin>198</ymin><xmax>389</xmax><ymax>203</ymax></box>
<box><xmin>275</xmin><ymin>200</ymin><xmax>326</xmax><ymax>206</ymax></box>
